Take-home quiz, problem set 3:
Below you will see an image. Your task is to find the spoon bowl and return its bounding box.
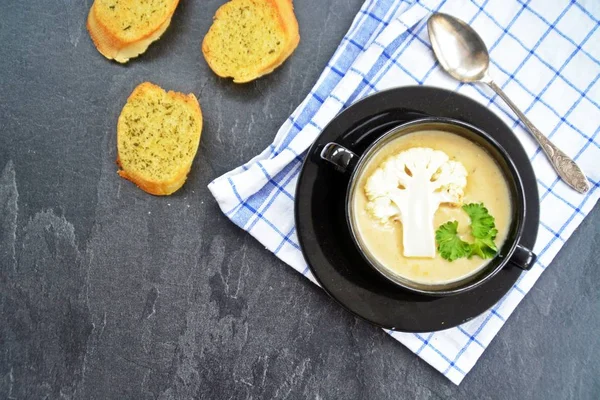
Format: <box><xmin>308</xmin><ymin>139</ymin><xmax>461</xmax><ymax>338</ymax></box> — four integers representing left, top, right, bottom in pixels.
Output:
<box><xmin>427</xmin><ymin>13</ymin><xmax>490</xmax><ymax>82</ymax></box>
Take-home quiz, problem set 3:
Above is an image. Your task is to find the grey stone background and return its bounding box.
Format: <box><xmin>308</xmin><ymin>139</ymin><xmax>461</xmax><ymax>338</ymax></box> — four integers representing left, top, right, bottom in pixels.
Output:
<box><xmin>1</xmin><ymin>0</ymin><xmax>599</xmax><ymax>399</ymax></box>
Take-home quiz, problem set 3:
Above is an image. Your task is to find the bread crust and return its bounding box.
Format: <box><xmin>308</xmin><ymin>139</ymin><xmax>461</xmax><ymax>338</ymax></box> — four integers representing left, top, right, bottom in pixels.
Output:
<box><xmin>87</xmin><ymin>0</ymin><xmax>179</xmax><ymax>63</ymax></box>
<box><xmin>202</xmin><ymin>0</ymin><xmax>300</xmax><ymax>83</ymax></box>
<box><xmin>116</xmin><ymin>82</ymin><xmax>203</xmax><ymax>196</ymax></box>
<box><xmin>260</xmin><ymin>0</ymin><xmax>300</xmax><ymax>80</ymax></box>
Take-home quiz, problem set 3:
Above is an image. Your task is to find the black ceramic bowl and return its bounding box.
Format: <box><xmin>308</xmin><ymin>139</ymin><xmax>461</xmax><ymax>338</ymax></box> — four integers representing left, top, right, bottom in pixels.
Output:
<box><xmin>295</xmin><ymin>86</ymin><xmax>539</xmax><ymax>331</ymax></box>
<box><xmin>320</xmin><ymin>117</ymin><xmax>536</xmax><ymax>296</ymax></box>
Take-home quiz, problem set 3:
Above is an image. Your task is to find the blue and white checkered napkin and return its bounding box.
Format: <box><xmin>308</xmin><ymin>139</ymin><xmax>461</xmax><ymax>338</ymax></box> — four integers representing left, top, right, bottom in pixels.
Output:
<box><xmin>209</xmin><ymin>0</ymin><xmax>600</xmax><ymax>384</ymax></box>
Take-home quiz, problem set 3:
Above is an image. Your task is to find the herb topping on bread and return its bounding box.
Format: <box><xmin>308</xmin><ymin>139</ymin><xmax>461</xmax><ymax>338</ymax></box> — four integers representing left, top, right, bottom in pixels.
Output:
<box><xmin>87</xmin><ymin>0</ymin><xmax>180</xmax><ymax>63</ymax></box>
<box><xmin>117</xmin><ymin>82</ymin><xmax>202</xmax><ymax>195</ymax></box>
<box><xmin>202</xmin><ymin>0</ymin><xmax>300</xmax><ymax>83</ymax></box>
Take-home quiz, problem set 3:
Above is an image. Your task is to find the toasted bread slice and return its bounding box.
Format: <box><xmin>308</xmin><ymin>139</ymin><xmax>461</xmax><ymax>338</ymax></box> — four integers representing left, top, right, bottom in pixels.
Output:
<box><xmin>117</xmin><ymin>82</ymin><xmax>202</xmax><ymax>195</ymax></box>
<box><xmin>87</xmin><ymin>0</ymin><xmax>180</xmax><ymax>63</ymax></box>
<box><xmin>202</xmin><ymin>0</ymin><xmax>300</xmax><ymax>83</ymax></box>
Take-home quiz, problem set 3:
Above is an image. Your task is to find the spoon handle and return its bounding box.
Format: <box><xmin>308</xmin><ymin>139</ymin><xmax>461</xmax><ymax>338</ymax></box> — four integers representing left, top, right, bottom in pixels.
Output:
<box><xmin>486</xmin><ymin>80</ymin><xmax>590</xmax><ymax>194</ymax></box>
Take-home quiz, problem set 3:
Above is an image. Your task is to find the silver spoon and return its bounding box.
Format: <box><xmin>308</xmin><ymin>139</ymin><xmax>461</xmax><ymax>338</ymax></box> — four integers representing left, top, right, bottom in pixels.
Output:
<box><xmin>427</xmin><ymin>12</ymin><xmax>590</xmax><ymax>193</ymax></box>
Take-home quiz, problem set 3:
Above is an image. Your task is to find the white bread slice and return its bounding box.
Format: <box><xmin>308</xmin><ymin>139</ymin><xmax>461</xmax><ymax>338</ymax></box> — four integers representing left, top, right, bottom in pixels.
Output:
<box><xmin>117</xmin><ymin>82</ymin><xmax>202</xmax><ymax>195</ymax></box>
<box><xmin>87</xmin><ymin>0</ymin><xmax>180</xmax><ymax>63</ymax></box>
<box><xmin>202</xmin><ymin>0</ymin><xmax>300</xmax><ymax>83</ymax></box>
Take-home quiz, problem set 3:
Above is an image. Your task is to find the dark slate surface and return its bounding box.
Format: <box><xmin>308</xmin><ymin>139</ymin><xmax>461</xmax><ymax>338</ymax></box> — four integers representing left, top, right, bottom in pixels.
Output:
<box><xmin>1</xmin><ymin>1</ymin><xmax>599</xmax><ymax>399</ymax></box>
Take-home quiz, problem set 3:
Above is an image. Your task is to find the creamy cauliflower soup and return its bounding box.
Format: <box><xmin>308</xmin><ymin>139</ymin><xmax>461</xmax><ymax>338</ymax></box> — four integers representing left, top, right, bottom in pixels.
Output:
<box><xmin>352</xmin><ymin>130</ymin><xmax>512</xmax><ymax>285</ymax></box>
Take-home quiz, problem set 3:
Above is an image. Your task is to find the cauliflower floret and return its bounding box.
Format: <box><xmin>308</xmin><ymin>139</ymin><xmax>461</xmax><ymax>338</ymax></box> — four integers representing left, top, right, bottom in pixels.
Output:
<box><xmin>364</xmin><ymin>147</ymin><xmax>468</xmax><ymax>258</ymax></box>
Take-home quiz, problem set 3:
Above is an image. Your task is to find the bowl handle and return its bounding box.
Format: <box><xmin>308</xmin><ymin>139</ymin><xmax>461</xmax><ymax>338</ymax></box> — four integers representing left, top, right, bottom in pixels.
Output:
<box><xmin>320</xmin><ymin>143</ymin><xmax>358</xmax><ymax>173</ymax></box>
<box><xmin>509</xmin><ymin>244</ymin><xmax>537</xmax><ymax>270</ymax></box>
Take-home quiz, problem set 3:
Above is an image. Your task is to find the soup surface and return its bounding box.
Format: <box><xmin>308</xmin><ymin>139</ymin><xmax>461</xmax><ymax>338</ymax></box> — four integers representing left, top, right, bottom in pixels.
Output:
<box><xmin>352</xmin><ymin>130</ymin><xmax>512</xmax><ymax>285</ymax></box>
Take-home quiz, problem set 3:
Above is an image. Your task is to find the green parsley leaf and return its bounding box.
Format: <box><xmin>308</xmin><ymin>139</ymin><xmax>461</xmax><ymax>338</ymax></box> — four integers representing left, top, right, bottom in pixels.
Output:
<box><xmin>462</xmin><ymin>203</ymin><xmax>498</xmax><ymax>259</ymax></box>
<box><xmin>469</xmin><ymin>235</ymin><xmax>498</xmax><ymax>259</ymax></box>
<box><xmin>462</xmin><ymin>203</ymin><xmax>495</xmax><ymax>239</ymax></box>
<box><xmin>435</xmin><ymin>203</ymin><xmax>499</xmax><ymax>261</ymax></box>
<box><xmin>435</xmin><ymin>221</ymin><xmax>472</xmax><ymax>262</ymax></box>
